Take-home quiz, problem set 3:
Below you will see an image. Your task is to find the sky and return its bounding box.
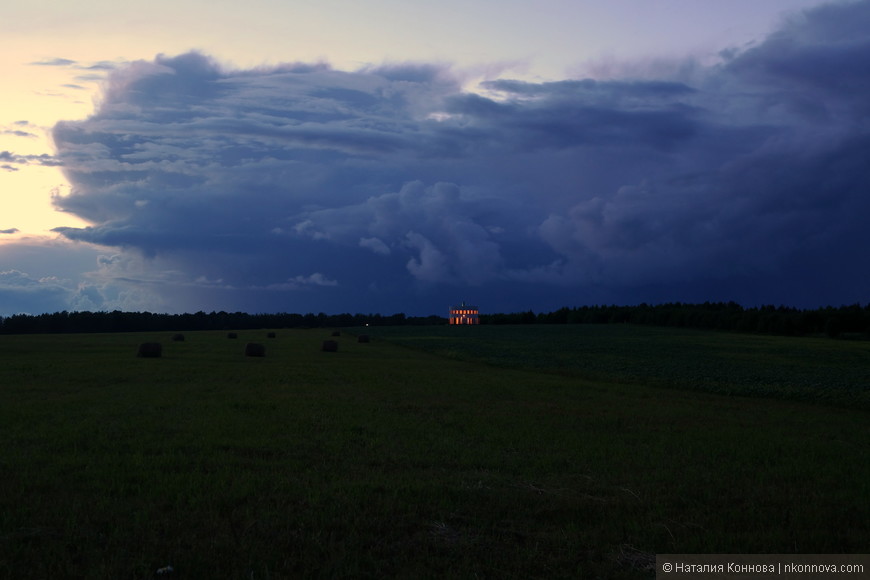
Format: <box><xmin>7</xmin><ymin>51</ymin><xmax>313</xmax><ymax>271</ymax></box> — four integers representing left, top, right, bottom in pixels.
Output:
<box><xmin>2</xmin><ymin>0</ymin><xmax>869</xmax><ymax>317</ymax></box>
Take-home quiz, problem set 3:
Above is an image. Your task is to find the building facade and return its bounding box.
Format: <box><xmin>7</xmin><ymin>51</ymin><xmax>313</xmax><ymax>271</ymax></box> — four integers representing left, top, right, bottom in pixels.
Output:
<box><xmin>449</xmin><ymin>302</ymin><xmax>479</xmax><ymax>325</ymax></box>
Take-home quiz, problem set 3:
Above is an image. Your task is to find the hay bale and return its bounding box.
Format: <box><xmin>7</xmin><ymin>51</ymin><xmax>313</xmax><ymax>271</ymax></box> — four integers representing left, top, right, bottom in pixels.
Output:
<box><xmin>331</xmin><ymin>331</ymin><xmax>341</xmax><ymax>337</ymax></box>
<box><xmin>171</xmin><ymin>333</ymin><xmax>185</xmax><ymax>342</ymax></box>
<box><xmin>266</xmin><ymin>332</ymin><xmax>276</xmax><ymax>338</ymax></box>
<box><xmin>227</xmin><ymin>332</ymin><xmax>238</xmax><ymax>339</ymax></box>
<box><xmin>322</xmin><ymin>340</ymin><xmax>338</xmax><ymax>352</ymax></box>
<box><xmin>245</xmin><ymin>343</ymin><xmax>266</xmax><ymax>357</ymax></box>
<box><xmin>137</xmin><ymin>342</ymin><xmax>162</xmax><ymax>358</ymax></box>
<box><xmin>357</xmin><ymin>334</ymin><xmax>370</xmax><ymax>343</ymax></box>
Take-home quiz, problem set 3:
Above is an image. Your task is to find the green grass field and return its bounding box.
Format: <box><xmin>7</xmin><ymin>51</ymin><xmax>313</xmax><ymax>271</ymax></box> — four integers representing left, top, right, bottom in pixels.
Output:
<box><xmin>1</xmin><ymin>326</ymin><xmax>868</xmax><ymax>578</ymax></box>
<box><xmin>370</xmin><ymin>324</ymin><xmax>870</xmax><ymax>409</ymax></box>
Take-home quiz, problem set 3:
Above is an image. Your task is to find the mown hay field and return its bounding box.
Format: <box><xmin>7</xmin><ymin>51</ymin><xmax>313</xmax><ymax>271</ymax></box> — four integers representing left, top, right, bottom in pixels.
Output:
<box><xmin>0</xmin><ymin>326</ymin><xmax>868</xmax><ymax>579</ymax></box>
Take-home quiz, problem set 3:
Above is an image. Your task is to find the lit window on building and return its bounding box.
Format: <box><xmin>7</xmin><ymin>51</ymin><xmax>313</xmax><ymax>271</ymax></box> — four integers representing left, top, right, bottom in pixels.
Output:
<box><xmin>449</xmin><ymin>302</ymin><xmax>479</xmax><ymax>325</ymax></box>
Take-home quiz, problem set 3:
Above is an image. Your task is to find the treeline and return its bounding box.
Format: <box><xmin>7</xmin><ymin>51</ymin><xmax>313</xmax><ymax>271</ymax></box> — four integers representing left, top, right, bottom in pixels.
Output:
<box><xmin>0</xmin><ymin>310</ymin><xmax>444</xmax><ymax>335</ymax></box>
<box><xmin>2</xmin><ymin>302</ymin><xmax>869</xmax><ymax>338</ymax></box>
<box><xmin>483</xmin><ymin>301</ymin><xmax>870</xmax><ymax>338</ymax></box>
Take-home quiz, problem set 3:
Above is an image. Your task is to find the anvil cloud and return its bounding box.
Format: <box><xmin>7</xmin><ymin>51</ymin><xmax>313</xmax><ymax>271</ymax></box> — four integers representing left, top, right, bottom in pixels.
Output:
<box><xmin>47</xmin><ymin>1</ymin><xmax>870</xmax><ymax>314</ymax></box>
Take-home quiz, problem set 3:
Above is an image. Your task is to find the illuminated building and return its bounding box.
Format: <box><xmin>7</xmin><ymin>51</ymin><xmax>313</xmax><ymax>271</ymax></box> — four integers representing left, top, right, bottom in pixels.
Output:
<box><xmin>448</xmin><ymin>302</ymin><xmax>479</xmax><ymax>325</ymax></box>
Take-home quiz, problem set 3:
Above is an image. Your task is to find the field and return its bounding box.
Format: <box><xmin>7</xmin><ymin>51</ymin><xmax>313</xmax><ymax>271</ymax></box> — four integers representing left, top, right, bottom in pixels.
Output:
<box><xmin>0</xmin><ymin>326</ymin><xmax>868</xmax><ymax>578</ymax></box>
<box><xmin>370</xmin><ymin>324</ymin><xmax>870</xmax><ymax>409</ymax></box>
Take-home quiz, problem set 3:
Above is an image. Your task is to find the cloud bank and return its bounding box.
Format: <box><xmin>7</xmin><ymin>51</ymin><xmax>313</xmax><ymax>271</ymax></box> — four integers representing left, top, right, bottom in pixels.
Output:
<box><xmin>46</xmin><ymin>0</ymin><xmax>870</xmax><ymax>314</ymax></box>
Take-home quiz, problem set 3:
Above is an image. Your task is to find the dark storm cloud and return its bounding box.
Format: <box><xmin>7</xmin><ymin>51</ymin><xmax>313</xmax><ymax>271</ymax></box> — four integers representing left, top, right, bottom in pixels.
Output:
<box><xmin>51</xmin><ymin>1</ymin><xmax>870</xmax><ymax>313</ymax></box>
<box><xmin>1</xmin><ymin>228</ymin><xmax>20</xmax><ymax>234</ymax></box>
<box><xmin>0</xmin><ymin>270</ymin><xmax>72</xmax><ymax>315</ymax></box>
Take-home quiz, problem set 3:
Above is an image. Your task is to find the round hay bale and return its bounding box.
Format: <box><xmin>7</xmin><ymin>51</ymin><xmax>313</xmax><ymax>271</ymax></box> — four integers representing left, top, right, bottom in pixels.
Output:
<box><xmin>227</xmin><ymin>332</ymin><xmax>238</xmax><ymax>339</ymax></box>
<box><xmin>171</xmin><ymin>333</ymin><xmax>185</xmax><ymax>342</ymax></box>
<box><xmin>322</xmin><ymin>339</ymin><xmax>338</xmax><ymax>352</ymax></box>
<box><xmin>357</xmin><ymin>334</ymin><xmax>370</xmax><ymax>343</ymax></box>
<box><xmin>245</xmin><ymin>343</ymin><xmax>266</xmax><ymax>357</ymax></box>
<box><xmin>266</xmin><ymin>332</ymin><xmax>277</xmax><ymax>338</ymax></box>
<box><xmin>331</xmin><ymin>331</ymin><xmax>341</xmax><ymax>337</ymax></box>
<box><xmin>137</xmin><ymin>342</ymin><xmax>162</xmax><ymax>358</ymax></box>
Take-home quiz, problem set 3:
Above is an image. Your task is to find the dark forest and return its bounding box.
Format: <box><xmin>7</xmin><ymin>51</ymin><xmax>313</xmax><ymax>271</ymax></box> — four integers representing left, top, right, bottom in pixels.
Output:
<box><xmin>2</xmin><ymin>302</ymin><xmax>869</xmax><ymax>339</ymax></box>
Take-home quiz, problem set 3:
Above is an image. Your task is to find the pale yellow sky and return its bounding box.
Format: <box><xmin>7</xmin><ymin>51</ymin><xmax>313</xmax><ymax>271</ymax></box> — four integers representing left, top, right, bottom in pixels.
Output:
<box><xmin>0</xmin><ymin>54</ymin><xmax>95</xmax><ymax>239</ymax></box>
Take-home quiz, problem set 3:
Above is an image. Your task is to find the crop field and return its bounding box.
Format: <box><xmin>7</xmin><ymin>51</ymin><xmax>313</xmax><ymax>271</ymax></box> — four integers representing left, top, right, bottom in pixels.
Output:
<box><xmin>372</xmin><ymin>324</ymin><xmax>870</xmax><ymax>409</ymax></box>
<box><xmin>1</xmin><ymin>326</ymin><xmax>868</xmax><ymax>578</ymax></box>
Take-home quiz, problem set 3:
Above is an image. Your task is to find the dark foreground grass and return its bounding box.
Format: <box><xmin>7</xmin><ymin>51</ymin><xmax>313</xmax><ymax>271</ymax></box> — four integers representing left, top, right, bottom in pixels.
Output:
<box><xmin>0</xmin><ymin>328</ymin><xmax>868</xmax><ymax>579</ymax></box>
